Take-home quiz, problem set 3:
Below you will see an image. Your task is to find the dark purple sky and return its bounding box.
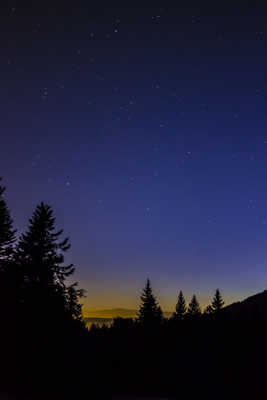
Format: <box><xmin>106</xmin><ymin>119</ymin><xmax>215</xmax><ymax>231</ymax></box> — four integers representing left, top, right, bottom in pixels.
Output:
<box><xmin>1</xmin><ymin>4</ymin><xmax>267</xmax><ymax>310</ymax></box>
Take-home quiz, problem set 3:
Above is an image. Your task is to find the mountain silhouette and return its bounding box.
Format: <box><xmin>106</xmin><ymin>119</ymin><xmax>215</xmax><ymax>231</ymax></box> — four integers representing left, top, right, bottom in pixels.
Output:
<box><xmin>224</xmin><ymin>289</ymin><xmax>267</xmax><ymax>320</ymax></box>
<box><xmin>85</xmin><ymin>308</ymin><xmax>138</xmax><ymax>318</ymax></box>
<box><xmin>85</xmin><ymin>308</ymin><xmax>173</xmax><ymax>319</ymax></box>
<box><xmin>85</xmin><ymin>291</ymin><xmax>267</xmax><ymax>323</ymax></box>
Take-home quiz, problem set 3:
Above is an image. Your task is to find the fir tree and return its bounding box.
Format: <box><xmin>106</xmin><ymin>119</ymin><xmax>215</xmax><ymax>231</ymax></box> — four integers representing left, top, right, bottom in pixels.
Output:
<box><xmin>204</xmin><ymin>305</ymin><xmax>213</xmax><ymax>315</ymax></box>
<box><xmin>138</xmin><ymin>278</ymin><xmax>162</xmax><ymax>327</ymax></box>
<box><xmin>173</xmin><ymin>290</ymin><xmax>187</xmax><ymax>320</ymax></box>
<box><xmin>0</xmin><ymin>178</ymin><xmax>16</xmax><ymax>263</ymax></box>
<box><xmin>156</xmin><ymin>304</ymin><xmax>163</xmax><ymax>321</ymax></box>
<box><xmin>211</xmin><ymin>289</ymin><xmax>224</xmax><ymax>313</ymax></box>
<box><xmin>0</xmin><ymin>179</ymin><xmax>17</xmax><ymax>330</ymax></box>
<box><xmin>187</xmin><ymin>294</ymin><xmax>201</xmax><ymax>318</ymax></box>
<box><xmin>66</xmin><ymin>282</ymin><xmax>85</xmax><ymax>321</ymax></box>
<box><xmin>15</xmin><ymin>202</ymin><xmax>83</xmax><ymax>322</ymax></box>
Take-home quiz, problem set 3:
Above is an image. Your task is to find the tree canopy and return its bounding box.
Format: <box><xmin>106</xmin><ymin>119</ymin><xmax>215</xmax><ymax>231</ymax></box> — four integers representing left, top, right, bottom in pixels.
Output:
<box><xmin>0</xmin><ymin>178</ymin><xmax>16</xmax><ymax>263</ymax></box>
<box><xmin>138</xmin><ymin>278</ymin><xmax>162</xmax><ymax>326</ymax></box>
<box><xmin>173</xmin><ymin>290</ymin><xmax>187</xmax><ymax>320</ymax></box>
<box><xmin>187</xmin><ymin>294</ymin><xmax>201</xmax><ymax>318</ymax></box>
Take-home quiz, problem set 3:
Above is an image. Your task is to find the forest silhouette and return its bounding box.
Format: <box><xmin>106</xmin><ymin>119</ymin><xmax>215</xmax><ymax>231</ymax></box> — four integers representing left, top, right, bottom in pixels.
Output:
<box><xmin>1</xmin><ymin>178</ymin><xmax>267</xmax><ymax>399</ymax></box>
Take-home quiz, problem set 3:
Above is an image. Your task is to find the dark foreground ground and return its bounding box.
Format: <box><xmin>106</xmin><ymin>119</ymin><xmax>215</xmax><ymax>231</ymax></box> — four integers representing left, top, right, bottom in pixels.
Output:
<box><xmin>112</xmin><ymin>398</ymin><xmax>174</xmax><ymax>400</ymax></box>
<box><xmin>3</xmin><ymin>317</ymin><xmax>267</xmax><ymax>399</ymax></box>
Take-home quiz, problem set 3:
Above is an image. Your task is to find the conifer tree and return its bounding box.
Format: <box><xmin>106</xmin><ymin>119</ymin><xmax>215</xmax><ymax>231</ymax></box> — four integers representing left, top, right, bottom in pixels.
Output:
<box><xmin>66</xmin><ymin>282</ymin><xmax>85</xmax><ymax>321</ymax></box>
<box><xmin>15</xmin><ymin>202</ymin><xmax>83</xmax><ymax>322</ymax></box>
<box><xmin>204</xmin><ymin>305</ymin><xmax>213</xmax><ymax>315</ymax></box>
<box><xmin>187</xmin><ymin>294</ymin><xmax>201</xmax><ymax>318</ymax></box>
<box><xmin>0</xmin><ymin>179</ymin><xmax>17</xmax><ymax>327</ymax></box>
<box><xmin>173</xmin><ymin>290</ymin><xmax>187</xmax><ymax>320</ymax></box>
<box><xmin>138</xmin><ymin>279</ymin><xmax>162</xmax><ymax>326</ymax></box>
<box><xmin>0</xmin><ymin>178</ymin><xmax>16</xmax><ymax>263</ymax></box>
<box><xmin>156</xmin><ymin>304</ymin><xmax>163</xmax><ymax>321</ymax></box>
<box><xmin>211</xmin><ymin>289</ymin><xmax>224</xmax><ymax>313</ymax></box>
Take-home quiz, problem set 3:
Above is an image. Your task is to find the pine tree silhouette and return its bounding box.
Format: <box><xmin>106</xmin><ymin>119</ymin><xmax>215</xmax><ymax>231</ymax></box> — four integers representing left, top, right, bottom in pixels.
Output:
<box><xmin>0</xmin><ymin>178</ymin><xmax>16</xmax><ymax>263</ymax></box>
<box><xmin>0</xmin><ymin>179</ymin><xmax>18</xmax><ymax>387</ymax></box>
<box><xmin>15</xmin><ymin>202</ymin><xmax>83</xmax><ymax>323</ymax></box>
<box><xmin>204</xmin><ymin>305</ymin><xmax>213</xmax><ymax>315</ymax></box>
<box><xmin>137</xmin><ymin>278</ymin><xmax>162</xmax><ymax>327</ymax></box>
<box><xmin>66</xmin><ymin>282</ymin><xmax>85</xmax><ymax>321</ymax></box>
<box><xmin>173</xmin><ymin>290</ymin><xmax>187</xmax><ymax>320</ymax></box>
<box><xmin>187</xmin><ymin>294</ymin><xmax>201</xmax><ymax>318</ymax></box>
<box><xmin>211</xmin><ymin>289</ymin><xmax>224</xmax><ymax>313</ymax></box>
<box><xmin>0</xmin><ymin>179</ymin><xmax>18</xmax><ymax>324</ymax></box>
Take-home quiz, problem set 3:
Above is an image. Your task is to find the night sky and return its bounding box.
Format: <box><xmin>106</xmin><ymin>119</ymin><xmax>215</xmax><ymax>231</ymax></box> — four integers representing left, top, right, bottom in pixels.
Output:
<box><xmin>2</xmin><ymin>5</ymin><xmax>267</xmax><ymax>312</ymax></box>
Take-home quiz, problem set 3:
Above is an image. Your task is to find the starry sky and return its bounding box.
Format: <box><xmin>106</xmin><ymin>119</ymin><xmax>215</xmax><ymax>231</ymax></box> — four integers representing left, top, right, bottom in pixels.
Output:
<box><xmin>1</xmin><ymin>4</ymin><xmax>267</xmax><ymax>312</ymax></box>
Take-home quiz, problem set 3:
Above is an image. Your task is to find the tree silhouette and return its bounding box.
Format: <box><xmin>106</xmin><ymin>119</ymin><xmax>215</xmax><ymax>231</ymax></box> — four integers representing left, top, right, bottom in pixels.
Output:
<box><xmin>0</xmin><ymin>178</ymin><xmax>16</xmax><ymax>263</ymax></box>
<box><xmin>0</xmin><ymin>180</ymin><xmax>18</xmax><ymax>388</ymax></box>
<box><xmin>204</xmin><ymin>305</ymin><xmax>213</xmax><ymax>315</ymax></box>
<box><xmin>173</xmin><ymin>290</ymin><xmax>187</xmax><ymax>320</ymax></box>
<box><xmin>0</xmin><ymin>179</ymin><xmax>18</xmax><ymax>329</ymax></box>
<box><xmin>66</xmin><ymin>282</ymin><xmax>85</xmax><ymax>321</ymax></box>
<box><xmin>137</xmin><ymin>278</ymin><xmax>162</xmax><ymax>327</ymax></box>
<box><xmin>15</xmin><ymin>202</ymin><xmax>83</xmax><ymax>322</ymax></box>
<box><xmin>211</xmin><ymin>289</ymin><xmax>224</xmax><ymax>313</ymax></box>
<box><xmin>187</xmin><ymin>294</ymin><xmax>201</xmax><ymax>318</ymax></box>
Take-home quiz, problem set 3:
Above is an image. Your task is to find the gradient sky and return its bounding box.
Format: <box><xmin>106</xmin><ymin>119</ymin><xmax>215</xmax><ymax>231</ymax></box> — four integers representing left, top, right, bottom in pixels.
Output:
<box><xmin>1</xmin><ymin>5</ymin><xmax>267</xmax><ymax>312</ymax></box>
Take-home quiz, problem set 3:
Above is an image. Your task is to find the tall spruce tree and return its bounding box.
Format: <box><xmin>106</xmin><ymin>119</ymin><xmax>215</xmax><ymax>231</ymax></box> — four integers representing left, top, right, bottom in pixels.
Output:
<box><xmin>0</xmin><ymin>179</ymin><xmax>17</xmax><ymax>387</ymax></box>
<box><xmin>138</xmin><ymin>279</ymin><xmax>162</xmax><ymax>327</ymax></box>
<box><xmin>211</xmin><ymin>289</ymin><xmax>224</xmax><ymax>313</ymax></box>
<box><xmin>16</xmin><ymin>202</ymin><xmax>83</xmax><ymax>322</ymax></box>
<box><xmin>187</xmin><ymin>294</ymin><xmax>201</xmax><ymax>318</ymax></box>
<box><xmin>0</xmin><ymin>179</ymin><xmax>17</xmax><ymax>329</ymax></box>
<box><xmin>0</xmin><ymin>178</ymin><xmax>16</xmax><ymax>264</ymax></box>
<box><xmin>173</xmin><ymin>290</ymin><xmax>187</xmax><ymax>320</ymax></box>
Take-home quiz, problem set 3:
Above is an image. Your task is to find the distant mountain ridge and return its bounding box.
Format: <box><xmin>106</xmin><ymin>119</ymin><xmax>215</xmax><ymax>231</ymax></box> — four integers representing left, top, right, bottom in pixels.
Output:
<box><xmin>84</xmin><ymin>308</ymin><xmax>173</xmax><ymax>319</ymax></box>
<box><xmin>84</xmin><ymin>308</ymin><xmax>173</xmax><ymax>328</ymax></box>
<box><xmin>84</xmin><ymin>308</ymin><xmax>138</xmax><ymax>318</ymax></box>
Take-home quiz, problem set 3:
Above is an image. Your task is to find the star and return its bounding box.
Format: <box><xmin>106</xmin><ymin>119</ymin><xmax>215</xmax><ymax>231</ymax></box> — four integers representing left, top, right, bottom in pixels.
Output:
<box><xmin>41</xmin><ymin>88</ymin><xmax>48</xmax><ymax>100</ymax></box>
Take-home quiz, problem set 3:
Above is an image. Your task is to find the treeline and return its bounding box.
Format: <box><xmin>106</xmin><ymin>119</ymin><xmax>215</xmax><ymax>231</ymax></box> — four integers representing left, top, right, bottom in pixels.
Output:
<box><xmin>90</xmin><ymin>279</ymin><xmax>225</xmax><ymax>333</ymax></box>
<box><xmin>1</xmin><ymin>178</ymin><xmax>267</xmax><ymax>398</ymax></box>
<box><xmin>88</xmin><ymin>280</ymin><xmax>267</xmax><ymax>398</ymax></box>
